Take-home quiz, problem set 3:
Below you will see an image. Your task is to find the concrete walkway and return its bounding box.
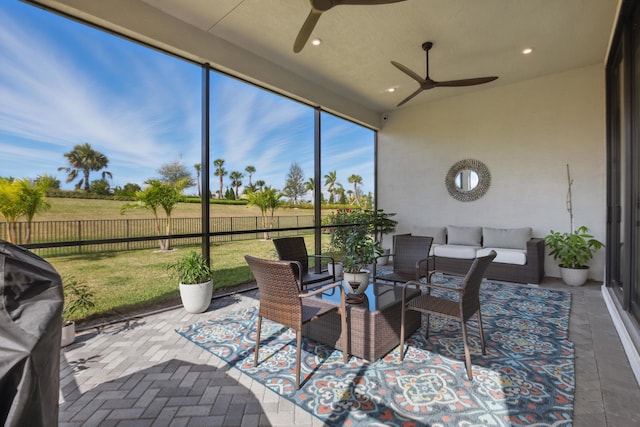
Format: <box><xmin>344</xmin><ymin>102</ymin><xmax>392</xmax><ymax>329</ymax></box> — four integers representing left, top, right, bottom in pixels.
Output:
<box><xmin>59</xmin><ymin>278</ymin><xmax>640</xmax><ymax>426</ymax></box>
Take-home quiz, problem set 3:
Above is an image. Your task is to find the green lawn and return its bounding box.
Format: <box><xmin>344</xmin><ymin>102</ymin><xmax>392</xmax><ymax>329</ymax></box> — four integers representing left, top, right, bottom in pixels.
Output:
<box><xmin>46</xmin><ymin>234</ymin><xmax>321</xmax><ymax>323</ymax></box>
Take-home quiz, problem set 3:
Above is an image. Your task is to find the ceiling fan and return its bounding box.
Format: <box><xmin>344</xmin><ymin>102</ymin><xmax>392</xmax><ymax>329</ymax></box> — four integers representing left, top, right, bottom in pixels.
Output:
<box><xmin>293</xmin><ymin>0</ymin><xmax>407</xmax><ymax>53</ymax></box>
<box><xmin>391</xmin><ymin>42</ymin><xmax>499</xmax><ymax>107</ymax></box>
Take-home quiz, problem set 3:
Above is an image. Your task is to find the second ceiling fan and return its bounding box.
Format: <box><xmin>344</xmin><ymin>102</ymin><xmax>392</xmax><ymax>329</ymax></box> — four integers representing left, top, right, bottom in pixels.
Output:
<box><xmin>294</xmin><ymin>0</ymin><xmax>407</xmax><ymax>53</ymax></box>
<box><xmin>392</xmin><ymin>42</ymin><xmax>499</xmax><ymax>107</ymax></box>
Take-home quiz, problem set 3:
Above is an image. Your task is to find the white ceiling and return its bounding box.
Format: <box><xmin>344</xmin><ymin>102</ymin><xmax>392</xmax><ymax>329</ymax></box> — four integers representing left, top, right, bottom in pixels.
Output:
<box><xmin>34</xmin><ymin>0</ymin><xmax>619</xmax><ymax>120</ymax></box>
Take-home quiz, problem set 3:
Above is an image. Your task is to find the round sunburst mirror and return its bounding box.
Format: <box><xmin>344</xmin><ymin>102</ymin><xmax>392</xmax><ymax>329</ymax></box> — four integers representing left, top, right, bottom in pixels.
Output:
<box><xmin>445</xmin><ymin>159</ymin><xmax>491</xmax><ymax>202</ymax></box>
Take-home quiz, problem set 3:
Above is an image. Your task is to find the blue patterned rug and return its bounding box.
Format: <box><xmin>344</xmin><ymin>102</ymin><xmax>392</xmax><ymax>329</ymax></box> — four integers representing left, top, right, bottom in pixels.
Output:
<box><xmin>176</xmin><ymin>278</ymin><xmax>574</xmax><ymax>426</ymax></box>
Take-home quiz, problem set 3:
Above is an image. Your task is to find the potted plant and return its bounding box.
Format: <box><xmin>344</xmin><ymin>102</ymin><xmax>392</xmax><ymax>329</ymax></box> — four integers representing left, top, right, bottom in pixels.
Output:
<box><xmin>370</xmin><ymin>209</ymin><xmax>398</xmax><ymax>265</ymax></box>
<box><xmin>62</xmin><ymin>275</ymin><xmax>96</xmax><ymax>347</ymax></box>
<box><xmin>168</xmin><ymin>251</ymin><xmax>214</xmax><ymax>313</ymax></box>
<box><xmin>545</xmin><ymin>226</ymin><xmax>604</xmax><ymax>286</ymax></box>
<box><xmin>342</xmin><ymin>216</ymin><xmax>383</xmax><ymax>294</ymax></box>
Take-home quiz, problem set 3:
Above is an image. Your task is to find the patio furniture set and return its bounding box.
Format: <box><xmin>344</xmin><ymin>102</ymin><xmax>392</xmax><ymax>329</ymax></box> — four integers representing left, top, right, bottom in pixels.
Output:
<box><xmin>246</xmin><ymin>235</ymin><xmax>501</xmax><ymax>388</ymax></box>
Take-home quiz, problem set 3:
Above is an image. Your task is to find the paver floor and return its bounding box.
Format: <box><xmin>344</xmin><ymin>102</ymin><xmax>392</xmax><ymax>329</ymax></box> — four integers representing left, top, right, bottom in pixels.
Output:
<box><xmin>59</xmin><ymin>277</ymin><xmax>640</xmax><ymax>426</ymax></box>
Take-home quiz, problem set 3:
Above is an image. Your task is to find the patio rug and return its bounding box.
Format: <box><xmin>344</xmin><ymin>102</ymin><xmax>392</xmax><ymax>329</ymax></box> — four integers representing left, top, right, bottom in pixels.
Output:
<box><xmin>176</xmin><ymin>279</ymin><xmax>574</xmax><ymax>426</ymax></box>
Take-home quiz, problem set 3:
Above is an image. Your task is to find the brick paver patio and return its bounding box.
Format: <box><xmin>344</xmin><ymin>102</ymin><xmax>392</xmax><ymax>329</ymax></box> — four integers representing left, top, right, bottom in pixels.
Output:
<box><xmin>59</xmin><ymin>278</ymin><xmax>640</xmax><ymax>426</ymax></box>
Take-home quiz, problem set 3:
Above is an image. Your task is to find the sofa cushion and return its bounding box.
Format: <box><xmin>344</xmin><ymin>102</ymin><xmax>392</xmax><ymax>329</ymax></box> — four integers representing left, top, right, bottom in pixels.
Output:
<box><xmin>434</xmin><ymin>244</ymin><xmax>479</xmax><ymax>259</ymax></box>
<box><xmin>447</xmin><ymin>225</ymin><xmax>482</xmax><ymax>246</ymax></box>
<box><xmin>477</xmin><ymin>247</ymin><xmax>527</xmax><ymax>265</ymax></box>
<box><xmin>411</xmin><ymin>226</ymin><xmax>447</xmax><ymax>244</ymax></box>
<box><xmin>482</xmin><ymin>227</ymin><xmax>532</xmax><ymax>250</ymax></box>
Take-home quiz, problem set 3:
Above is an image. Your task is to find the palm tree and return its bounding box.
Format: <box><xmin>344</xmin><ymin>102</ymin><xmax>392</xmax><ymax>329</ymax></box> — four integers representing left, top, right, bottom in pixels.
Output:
<box><xmin>58</xmin><ymin>142</ymin><xmax>112</xmax><ymax>192</ymax></box>
<box><xmin>304</xmin><ymin>177</ymin><xmax>315</xmax><ymax>202</ymax></box>
<box><xmin>121</xmin><ymin>179</ymin><xmax>186</xmax><ymax>251</ymax></box>
<box><xmin>194</xmin><ymin>163</ymin><xmax>201</xmax><ymax>197</ymax></box>
<box><xmin>18</xmin><ymin>177</ymin><xmax>54</xmax><ymax>244</ymax></box>
<box><xmin>255</xmin><ymin>179</ymin><xmax>266</xmax><ymax>190</ymax></box>
<box><xmin>229</xmin><ymin>171</ymin><xmax>244</xmax><ymax>199</ymax></box>
<box><xmin>245</xmin><ymin>187</ymin><xmax>282</xmax><ymax>240</ymax></box>
<box><xmin>348</xmin><ymin>174</ymin><xmax>363</xmax><ymax>206</ymax></box>
<box><xmin>245</xmin><ymin>165</ymin><xmax>256</xmax><ymax>187</ymax></box>
<box><xmin>213</xmin><ymin>158</ymin><xmax>227</xmax><ymax>199</ymax></box>
<box><xmin>324</xmin><ymin>170</ymin><xmax>337</xmax><ymax>204</ymax></box>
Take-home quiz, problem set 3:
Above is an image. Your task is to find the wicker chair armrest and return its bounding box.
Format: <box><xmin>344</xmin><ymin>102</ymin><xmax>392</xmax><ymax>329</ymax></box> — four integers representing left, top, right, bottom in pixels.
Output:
<box><xmin>300</xmin><ymin>281</ymin><xmax>343</xmax><ymax>298</ymax></box>
<box><xmin>309</xmin><ymin>254</ymin><xmax>335</xmax><ymax>264</ymax></box>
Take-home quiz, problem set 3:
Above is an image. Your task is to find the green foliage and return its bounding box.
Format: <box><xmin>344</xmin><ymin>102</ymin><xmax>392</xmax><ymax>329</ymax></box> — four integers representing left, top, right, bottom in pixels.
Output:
<box><xmin>167</xmin><ymin>251</ymin><xmax>213</xmax><ymax>284</ymax></box>
<box><xmin>370</xmin><ymin>209</ymin><xmax>398</xmax><ymax>246</ymax></box>
<box><xmin>283</xmin><ymin>162</ymin><xmax>306</xmax><ymax>204</ymax></box>
<box><xmin>224</xmin><ymin>187</ymin><xmax>236</xmax><ymax>200</ymax></box>
<box><xmin>325</xmin><ymin>208</ymin><xmax>383</xmax><ymax>272</ymax></box>
<box><xmin>58</xmin><ymin>142</ymin><xmax>112</xmax><ymax>192</ymax></box>
<box><xmin>89</xmin><ymin>178</ymin><xmax>112</xmax><ymax>195</ymax></box>
<box><xmin>62</xmin><ymin>275</ymin><xmax>96</xmax><ymax>321</ymax></box>
<box><xmin>545</xmin><ymin>226</ymin><xmax>604</xmax><ymax>269</ymax></box>
<box><xmin>114</xmin><ymin>183</ymin><xmax>142</xmax><ymax>199</ymax></box>
<box><xmin>0</xmin><ymin>177</ymin><xmax>52</xmax><ymax>243</ymax></box>
<box><xmin>157</xmin><ymin>159</ymin><xmax>195</xmax><ymax>188</ymax></box>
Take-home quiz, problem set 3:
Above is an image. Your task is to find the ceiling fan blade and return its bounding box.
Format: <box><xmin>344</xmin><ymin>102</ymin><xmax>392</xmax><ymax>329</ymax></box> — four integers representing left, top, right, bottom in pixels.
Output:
<box><xmin>391</xmin><ymin>61</ymin><xmax>425</xmax><ymax>84</ymax></box>
<box><xmin>294</xmin><ymin>9</ymin><xmax>322</xmax><ymax>53</ymax></box>
<box><xmin>434</xmin><ymin>76</ymin><xmax>498</xmax><ymax>87</ymax></box>
<box><xmin>397</xmin><ymin>88</ymin><xmax>424</xmax><ymax>107</ymax></box>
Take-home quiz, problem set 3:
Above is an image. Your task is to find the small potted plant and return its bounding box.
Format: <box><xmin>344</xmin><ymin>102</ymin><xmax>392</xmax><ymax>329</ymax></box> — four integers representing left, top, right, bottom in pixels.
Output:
<box><xmin>62</xmin><ymin>275</ymin><xmax>96</xmax><ymax>347</ymax></box>
<box><xmin>545</xmin><ymin>226</ymin><xmax>604</xmax><ymax>286</ymax></box>
<box><xmin>342</xmin><ymin>223</ymin><xmax>383</xmax><ymax>294</ymax></box>
<box><xmin>168</xmin><ymin>251</ymin><xmax>214</xmax><ymax>313</ymax></box>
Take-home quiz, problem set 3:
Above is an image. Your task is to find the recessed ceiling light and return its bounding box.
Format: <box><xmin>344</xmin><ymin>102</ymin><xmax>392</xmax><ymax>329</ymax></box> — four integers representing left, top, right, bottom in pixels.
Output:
<box><xmin>311</xmin><ymin>38</ymin><xmax>322</xmax><ymax>46</ymax></box>
<box><xmin>386</xmin><ymin>87</ymin><xmax>396</xmax><ymax>93</ymax></box>
<box><xmin>522</xmin><ymin>47</ymin><xmax>534</xmax><ymax>55</ymax></box>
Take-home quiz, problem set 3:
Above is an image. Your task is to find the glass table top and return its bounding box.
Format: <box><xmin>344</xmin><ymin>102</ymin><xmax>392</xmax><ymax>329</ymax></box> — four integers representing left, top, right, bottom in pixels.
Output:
<box><xmin>314</xmin><ymin>280</ymin><xmax>418</xmax><ymax>312</ymax></box>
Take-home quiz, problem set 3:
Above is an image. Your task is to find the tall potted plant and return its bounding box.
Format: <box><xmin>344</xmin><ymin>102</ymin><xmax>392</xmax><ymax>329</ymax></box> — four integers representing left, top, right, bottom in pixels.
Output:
<box><xmin>545</xmin><ymin>165</ymin><xmax>604</xmax><ymax>286</ymax></box>
<box><xmin>545</xmin><ymin>226</ymin><xmax>603</xmax><ymax>286</ymax></box>
<box><xmin>168</xmin><ymin>251</ymin><xmax>214</xmax><ymax>313</ymax></box>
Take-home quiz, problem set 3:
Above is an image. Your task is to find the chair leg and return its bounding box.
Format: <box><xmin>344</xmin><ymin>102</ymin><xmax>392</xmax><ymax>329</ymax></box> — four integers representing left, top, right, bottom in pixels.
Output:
<box><xmin>254</xmin><ymin>316</ymin><xmax>262</xmax><ymax>366</ymax></box>
<box><xmin>460</xmin><ymin>320</ymin><xmax>473</xmax><ymax>380</ymax></box>
<box><xmin>340</xmin><ymin>308</ymin><xmax>349</xmax><ymax>363</ymax></box>
<box><xmin>425</xmin><ymin>314</ymin><xmax>430</xmax><ymax>339</ymax></box>
<box><xmin>295</xmin><ymin>331</ymin><xmax>302</xmax><ymax>389</ymax></box>
<box><xmin>477</xmin><ymin>309</ymin><xmax>486</xmax><ymax>355</ymax></box>
<box><xmin>399</xmin><ymin>305</ymin><xmax>406</xmax><ymax>360</ymax></box>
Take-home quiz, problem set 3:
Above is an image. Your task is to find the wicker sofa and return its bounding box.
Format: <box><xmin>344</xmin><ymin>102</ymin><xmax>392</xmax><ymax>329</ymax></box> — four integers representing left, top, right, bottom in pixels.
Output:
<box><xmin>412</xmin><ymin>225</ymin><xmax>545</xmax><ymax>285</ymax></box>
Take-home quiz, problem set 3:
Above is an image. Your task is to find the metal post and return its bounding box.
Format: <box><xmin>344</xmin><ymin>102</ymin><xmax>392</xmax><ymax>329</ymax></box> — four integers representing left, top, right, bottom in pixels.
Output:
<box><xmin>201</xmin><ymin>64</ymin><xmax>211</xmax><ymax>265</ymax></box>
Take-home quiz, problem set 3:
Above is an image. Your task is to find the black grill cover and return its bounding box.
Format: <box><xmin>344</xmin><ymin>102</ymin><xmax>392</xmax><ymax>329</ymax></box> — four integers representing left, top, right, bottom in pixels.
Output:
<box><xmin>0</xmin><ymin>240</ymin><xmax>63</xmax><ymax>427</ymax></box>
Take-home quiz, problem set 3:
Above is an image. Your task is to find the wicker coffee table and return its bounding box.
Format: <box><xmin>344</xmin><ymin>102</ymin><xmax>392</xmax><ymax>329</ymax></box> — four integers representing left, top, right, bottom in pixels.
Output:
<box><xmin>302</xmin><ymin>281</ymin><xmax>421</xmax><ymax>362</ymax></box>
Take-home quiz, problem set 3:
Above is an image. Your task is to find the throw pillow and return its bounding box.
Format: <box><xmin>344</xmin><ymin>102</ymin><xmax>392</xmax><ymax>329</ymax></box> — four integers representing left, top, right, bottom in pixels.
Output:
<box><xmin>447</xmin><ymin>225</ymin><xmax>482</xmax><ymax>246</ymax></box>
<box><xmin>482</xmin><ymin>227</ymin><xmax>532</xmax><ymax>249</ymax></box>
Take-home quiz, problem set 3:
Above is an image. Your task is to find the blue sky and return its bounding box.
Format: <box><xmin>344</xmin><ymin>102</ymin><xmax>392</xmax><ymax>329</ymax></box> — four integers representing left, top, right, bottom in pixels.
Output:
<box><xmin>0</xmin><ymin>1</ymin><xmax>374</xmax><ymax>198</ymax></box>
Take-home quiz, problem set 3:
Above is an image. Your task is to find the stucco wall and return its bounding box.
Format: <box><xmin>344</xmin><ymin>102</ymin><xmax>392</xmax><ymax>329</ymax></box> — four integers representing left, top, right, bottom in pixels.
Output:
<box><xmin>378</xmin><ymin>64</ymin><xmax>606</xmax><ymax>280</ymax></box>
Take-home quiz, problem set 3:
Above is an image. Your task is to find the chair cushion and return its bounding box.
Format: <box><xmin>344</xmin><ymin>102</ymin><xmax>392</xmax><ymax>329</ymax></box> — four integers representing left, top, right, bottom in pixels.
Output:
<box><xmin>482</xmin><ymin>227</ymin><xmax>532</xmax><ymax>250</ymax></box>
<box><xmin>433</xmin><ymin>244</ymin><xmax>479</xmax><ymax>259</ymax></box>
<box><xmin>447</xmin><ymin>225</ymin><xmax>482</xmax><ymax>246</ymax></box>
<box><xmin>477</xmin><ymin>247</ymin><xmax>527</xmax><ymax>265</ymax></box>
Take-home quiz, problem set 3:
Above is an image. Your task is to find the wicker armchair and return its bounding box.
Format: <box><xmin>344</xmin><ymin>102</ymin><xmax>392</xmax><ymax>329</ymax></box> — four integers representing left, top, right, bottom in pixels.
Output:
<box><xmin>399</xmin><ymin>250</ymin><xmax>496</xmax><ymax>380</ymax></box>
<box><xmin>244</xmin><ymin>255</ymin><xmax>349</xmax><ymax>389</ymax></box>
<box><xmin>272</xmin><ymin>236</ymin><xmax>335</xmax><ymax>290</ymax></box>
<box><xmin>374</xmin><ymin>235</ymin><xmax>433</xmax><ymax>285</ymax></box>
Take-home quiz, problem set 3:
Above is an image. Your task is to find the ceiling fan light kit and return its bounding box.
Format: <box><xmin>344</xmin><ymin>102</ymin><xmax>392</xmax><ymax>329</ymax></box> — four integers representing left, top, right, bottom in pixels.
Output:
<box><xmin>392</xmin><ymin>41</ymin><xmax>499</xmax><ymax>107</ymax></box>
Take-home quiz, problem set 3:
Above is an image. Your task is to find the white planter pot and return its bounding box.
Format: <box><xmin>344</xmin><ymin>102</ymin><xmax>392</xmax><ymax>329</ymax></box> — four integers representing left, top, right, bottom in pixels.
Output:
<box><xmin>61</xmin><ymin>321</ymin><xmax>75</xmax><ymax>347</ymax></box>
<box><xmin>377</xmin><ymin>248</ymin><xmax>390</xmax><ymax>266</ymax></box>
<box><xmin>179</xmin><ymin>280</ymin><xmax>213</xmax><ymax>313</ymax></box>
<box><xmin>328</xmin><ymin>262</ymin><xmax>343</xmax><ymax>278</ymax></box>
<box><xmin>343</xmin><ymin>271</ymin><xmax>370</xmax><ymax>294</ymax></box>
<box><xmin>559</xmin><ymin>266</ymin><xmax>589</xmax><ymax>287</ymax></box>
